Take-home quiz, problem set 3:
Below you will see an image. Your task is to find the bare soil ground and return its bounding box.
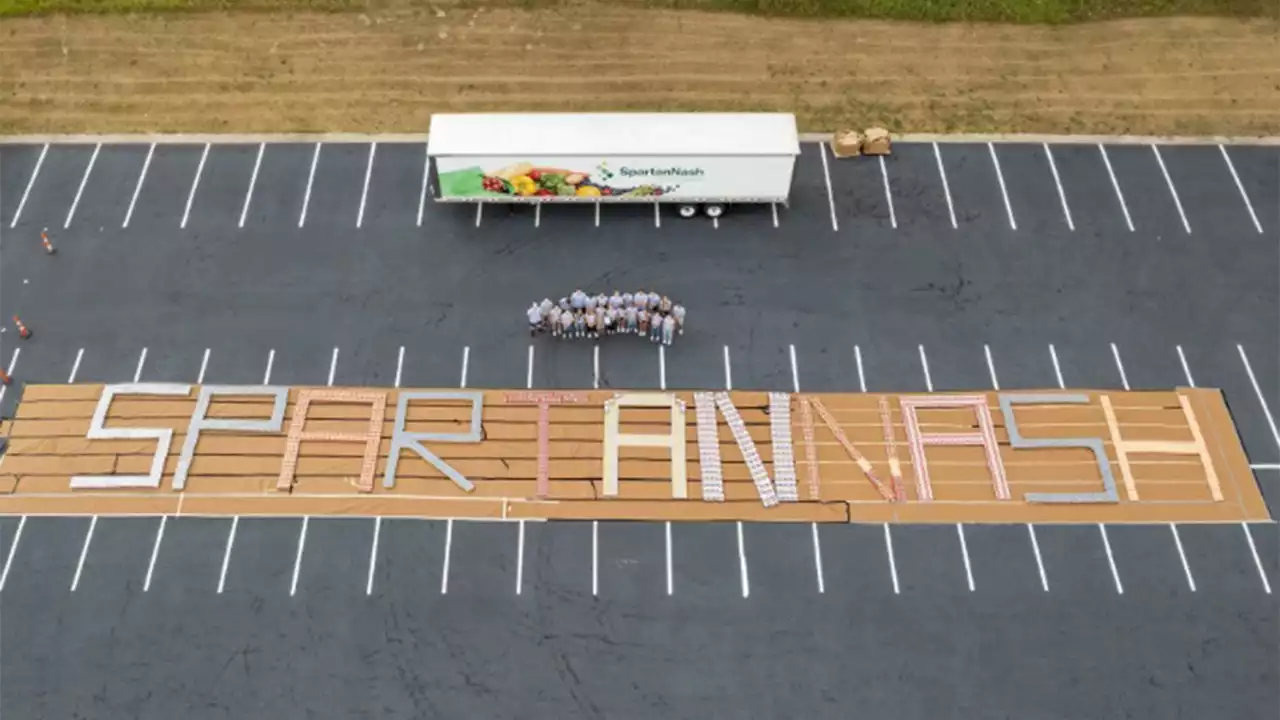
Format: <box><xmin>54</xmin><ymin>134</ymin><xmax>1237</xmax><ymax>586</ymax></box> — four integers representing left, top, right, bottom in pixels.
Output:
<box><xmin>0</xmin><ymin>5</ymin><xmax>1277</xmax><ymax>135</ymax></box>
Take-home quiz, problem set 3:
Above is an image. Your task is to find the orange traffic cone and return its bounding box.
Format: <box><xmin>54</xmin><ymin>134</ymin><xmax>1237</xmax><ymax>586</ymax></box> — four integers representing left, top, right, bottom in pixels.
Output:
<box><xmin>40</xmin><ymin>227</ymin><xmax>56</xmax><ymax>255</ymax></box>
<box><xmin>0</xmin><ymin>367</ymin><xmax>10</xmax><ymax>385</ymax></box>
<box><xmin>12</xmin><ymin>316</ymin><xmax>30</xmax><ymax>339</ymax></box>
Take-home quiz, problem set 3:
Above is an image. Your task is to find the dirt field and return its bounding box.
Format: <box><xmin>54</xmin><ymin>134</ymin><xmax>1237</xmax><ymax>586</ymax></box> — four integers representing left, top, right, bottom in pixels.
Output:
<box><xmin>0</xmin><ymin>5</ymin><xmax>1277</xmax><ymax>135</ymax></box>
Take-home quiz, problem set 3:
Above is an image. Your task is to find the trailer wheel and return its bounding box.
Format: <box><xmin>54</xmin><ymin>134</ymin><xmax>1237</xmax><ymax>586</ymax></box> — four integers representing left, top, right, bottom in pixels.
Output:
<box><xmin>704</xmin><ymin>204</ymin><xmax>725</xmax><ymax>219</ymax></box>
<box><xmin>678</xmin><ymin>204</ymin><xmax>698</xmax><ymax>219</ymax></box>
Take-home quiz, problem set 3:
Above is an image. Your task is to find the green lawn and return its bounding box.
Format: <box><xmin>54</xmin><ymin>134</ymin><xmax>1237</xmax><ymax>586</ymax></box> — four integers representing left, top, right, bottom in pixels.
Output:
<box><xmin>1</xmin><ymin>0</ymin><xmax>1273</xmax><ymax>22</ymax></box>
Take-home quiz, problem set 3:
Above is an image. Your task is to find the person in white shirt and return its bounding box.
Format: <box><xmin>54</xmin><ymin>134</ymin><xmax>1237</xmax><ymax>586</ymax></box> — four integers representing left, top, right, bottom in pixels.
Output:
<box><xmin>527</xmin><ymin>303</ymin><xmax>544</xmax><ymax>336</ymax></box>
<box><xmin>559</xmin><ymin>310</ymin><xmax>574</xmax><ymax>339</ymax></box>
<box><xmin>571</xmin><ymin>289</ymin><xmax>587</xmax><ymax>311</ymax></box>
<box><xmin>548</xmin><ymin>305</ymin><xmax>562</xmax><ymax>338</ymax></box>
<box><xmin>661</xmin><ymin>314</ymin><xmax>676</xmax><ymax>346</ymax></box>
<box><xmin>672</xmin><ymin>304</ymin><xmax>686</xmax><ymax>335</ymax></box>
<box><xmin>649</xmin><ymin>312</ymin><xmax>663</xmax><ymax>343</ymax></box>
<box><xmin>585</xmin><ymin>309</ymin><xmax>598</xmax><ymax>339</ymax></box>
<box><xmin>646</xmin><ymin>291</ymin><xmax>660</xmax><ymax>311</ymax></box>
<box><xmin>624</xmin><ymin>305</ymin><xmax>638</xmax><ymax>334</ymax></box>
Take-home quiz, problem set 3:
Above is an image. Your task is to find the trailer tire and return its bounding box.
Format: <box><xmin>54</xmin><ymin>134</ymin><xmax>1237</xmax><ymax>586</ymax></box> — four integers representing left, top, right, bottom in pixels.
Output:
<box><xmin>678</xmin><ymin>204</ymin><xmax>698</xmax><ymax>219</ymax></box>
<box><xmin>704</xmin><ymin>204</ymin><xmax>725</xmax><ymax>219</ymax></box>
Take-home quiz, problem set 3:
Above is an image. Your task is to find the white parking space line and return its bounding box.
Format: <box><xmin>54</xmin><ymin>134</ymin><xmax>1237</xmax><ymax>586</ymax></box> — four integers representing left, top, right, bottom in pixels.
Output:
<box><xmin>1252</xmin><ymin>463</ymin><xmax>1280</xmax><ymax>471</ymax></box>
<box><xmin>1048</xmin><ymin>344</ymin><xmax>1066</xmax><ymax>389</ymax></box>
<box><xmin>723</xmin><ymin>346</ymin><xmax>733</xmax><ymax>391</ymax></box>
<box><xmin>1110</xmin><ymin>342</ymin><xmax>1131</xmax><ymax>390</ymax></box>
<box><xmin>0</xmin><ymin>348</ymin><xmax>20</xmax><ymax>406</ymax></box>
<box><xmin>1237</xmin><ymin>344</ymin><xmax>1280</xmax><ymax>453</ymax></box>
<box><xmin>238</xmin><ymin>142</ymin><xmax>264</xmax><ymax>229</ymax></box>
<box><xmin>819</xmin><ymin>142</ymin><xmax>838</xmax><ymax>232</ymax></box>
<box><xmin>789</xmin><ymin>344</ymin><xmax>800</xmax><ymax>393</ymax></box>
<box><xmin>515</xmin><ymin>519</ymin><xmax>526</xmax><ymax>595</ymax></box>
<box><xmin>590</xmin><ymin>344</ymin><xmax>600</xmax><ymax>390</ymax></box>
<box><xmin>216</xmin><ymin>516</ymin><xmax>238</xmax><ymax>593</ymax></box>
<box><xmin>883</xmin><ymin>523</ymin><xmax>900</xmax><ymax>594</ymax></box>
<box><xmin>1098</xmin><ymin>144</ymin><xmax>1135</xmax><ymax>232</ymax></box>
<box><xmin>1169</xmin><ymin>524</ymin><xmax>1197</xmax><ymax>592</ymax></box>
<box><xmin>659</xmin><ymin>344</ymin><xmax>667</xmax><ymax>390</ymax></box>
<box><xmin>123</xmin><ymin>142</ymin><xmax>156</xmax><ymax>228</ymax></box>
<box><xmin>855</xmin><ymin>345</ymin><xmax>866</xmax><ymax>392</ymax></box>
<box><xmin>1043</xmin><ymin>143</ymin><xmax>1075</xmax><ymax>231</ymax></box>
<box><xmin>365</xmin><ymin>516</ymin><xmax>381</xmax><ymax>596</ymax></box>
<box><xmin>357</xmin><ymin>142</ymin><xmax>376</xmax><ymax>229</ymax></box>
<box><xmin>526</xmin><ymin>345</ymin><xmax>535</xmax><ymax>389</ymax></box>
<box><xmin>933</xmin><ymin>142</ymin><xmax>958</xmax><ymax>229</ymax></box>
<box><xmin>535</xmin><ymin>202</ymin><xmax>542</xmax><ymax>228</ymax></box>
<box><xmin>179</xmin><ymin>142</ymin><xmax>210</xmax><ymax>230</ymax></box>
<box><xmin>10</xmin><ymin>142</ymin><xmax>48</xmax><ymax>228</ymax></box>
<box><xmin>143</xmin><ymin>515</ymin><xmax>167</xmax><ymax>593</ymax></box>
<box><xmin>196</xmin><ymin>348</ymin><xmax>211</xmax><ymax>384</ymax></box>
<box><xmin>878</xmin><ymin>155</ymin><xmax>897</xmax><ymax>229</ymax></box>
<box><xmin>712</xmin><ymin>217</ymin><xmax>719</xmax><ymax>230</ymax></box>
<box><xmin>132</xmin><ymin>347</ymin><xmax>148</xmax><ymax>383</ymax></box>
<box><xmin>1176</xmin><ymin>345</ymin><xmax>1195</xmax><ymax>386</ymax></box>
<box><xmin>736</xmin><ymin>521</ymin><xmax>750</xmax><ymax>598</ymax></box>
<box><xmin>1151</xmin><ymin>145</ymin><xmax>1191</xmax><ymax>234</ymax></box>
<box><xmin>811</xmin><ymin>523</ymin><xmax>825</xmax><ymax>594</ymax></box>
<box><xmin>440</xmin><ymin>518</ymin><xmax>453</xmax><ymax>594</ymax></box>
<box><xmin>394</xmin><ymin>346</ymin><xmax>405</xmax><ymax>388</ymax></box>
<box><xmin>460</xmin><ymin>346</ymin><xmax>470</xmax><ymax>388</ymax></box>
<box><xmin>416</xmin><ymin>145</ymin><xmax>430</xmax><ymax>228</ymax></box>
<box><xmin>67</xmin><ymin>348</ymin><xmax>84</xmax><ymax>383</ymax></box>
<box><xmin>1242</xmin><ymin>523</ymin><xmax>1272</xmax><ymax>594</ymax></box>
<box><xmin>70</xmin><ymin>515</ymin><xmax>99</xmax><ymax>592</ymax></box>
<box><xmin>956</xmin><ymin>524</ymin><xmax>975</xmax><ymax>592</ymax></box>
<box><xmin>770</xmin><ymin>202</ymin><xmax>779</xmax><ymax>228</ymax></box>
<box><xmin>918</xmin><ymin>344</ymin><xmax>934</xmax><ymax>392</ymax></box>
<box><xmin>474</xmin><ymin>203</ymin><xmax>483</xmax><ymax>228</ymax></box>
<box><xmin>1099</xmin><ymin>524</ymin><xmax>1124</xmax><ymax>594</ymax></box>
<box><xmin>263</xmin><ymin>348</ymin><xmax>276</xmax><ymax>385</ymax></box>
<box><xmin>591</xmin><ymin>520</ymin><xmax>599</xmax><ymax>597</ymax></box>
<box><xmin>653</xmin><ymin>202</ymin><xmax>660</xmax><ymax>229</ymax></box>
<box><xmin>1027</xmin><ymin>524</ymin><xmax>1049</xmax><ymax>592</ymax></box>
<box><xmin>289</xmin><ymin>516</ymin><xmax>309</xmax><ymax>597</ymax></box>
<box><xmin>64</xmin><ymin>142</ymin><xmax>102</xmax><ymax>229</ymax></box>
<box><xmin>0</xmin><ymin>516</ymin><xmax>27</xmax><ymax>592</ymax></box>
<box><xmin>984</xmin><ymin>343</ymin><xmax>1000</xmax><ymax>390</ymax></box>
<box><xmin>327</xmin><ymin>347</ymin><xmax>339</xmax><ymax>386</ymax></box>
<box><xmin>594</xmin><ymin>201</ymin><xmax>600</xmax><ymax>228</ymax></box>
<box><xmin>987</xmin><ymin>143</ymin><xmax>1017</xmax><ymax>230</ymax></box>
<box><xmin>1219</xmin><ymin>145</ymin><xmax>1263</xmax><ymax>233</ymax></box>
<box><xmin>664</xmin><ymin>520</ymin><xmax>673</xmax><ymax>596</ymax></box>
<box><xmin>298</xmin><ymin>143</ymin><xmax>321</xmax><ymax>228</ymax></box>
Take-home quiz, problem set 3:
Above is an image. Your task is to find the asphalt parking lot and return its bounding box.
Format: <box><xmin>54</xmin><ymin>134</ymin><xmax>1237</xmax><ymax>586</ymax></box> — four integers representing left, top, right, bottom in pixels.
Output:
<box><xmin>0</xmin><ymin>138</ymin><xmax>1278</xmax><ymax>718</ymax></box>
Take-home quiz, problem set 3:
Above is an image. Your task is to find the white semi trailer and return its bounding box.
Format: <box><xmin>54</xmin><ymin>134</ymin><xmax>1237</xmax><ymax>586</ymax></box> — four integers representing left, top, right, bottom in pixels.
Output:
<box><xmin>426</xmin><ymin>112</ymin><xmax>799</xmax><ymax>218</ymax></box>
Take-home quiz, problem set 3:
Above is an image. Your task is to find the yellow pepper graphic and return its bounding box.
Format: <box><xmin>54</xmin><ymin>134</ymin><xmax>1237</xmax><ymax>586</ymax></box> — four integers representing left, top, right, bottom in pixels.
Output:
<box><xmin>511</xmin><ymin>175</ymin><xmax>537</xmax><ymax>197</ymax></box>
<box><xmin>575</xmin><ymin>185</ymin><xmax>602</xmax><ymax>198</ymax></box>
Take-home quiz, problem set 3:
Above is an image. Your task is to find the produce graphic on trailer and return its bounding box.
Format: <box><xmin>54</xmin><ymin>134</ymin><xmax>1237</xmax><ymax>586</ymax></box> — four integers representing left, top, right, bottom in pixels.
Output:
<box><xmin>448</xmin><ymin>160</ymin><xmax>695</xmax><ymax>199</ymax></box>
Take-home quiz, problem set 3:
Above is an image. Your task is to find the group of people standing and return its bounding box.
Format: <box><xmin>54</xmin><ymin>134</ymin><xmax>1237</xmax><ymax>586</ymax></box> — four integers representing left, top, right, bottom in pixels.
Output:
<box><xmin>527</xmin><ymin>289</ymin><xmax>686</xmax><ymax>346</ymax></box>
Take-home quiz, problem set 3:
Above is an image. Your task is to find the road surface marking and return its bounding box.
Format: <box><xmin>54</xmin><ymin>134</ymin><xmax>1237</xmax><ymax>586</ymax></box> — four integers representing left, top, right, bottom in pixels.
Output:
<box><xmin>1237</xmin><ymin>344</ymin><xmax>1280</xmax><ymax>453</ymax></box>
<box><xmin>659</xmin><ymin>344</ymin><xmax>667</xmax><ymax>390</ymax></box>
<box><xmin>289</xmin><ymin>516</ymin><xmax>309</xmax><ymax>597</ymax></box>
<box><xmin>64</xmin><ymin>141</ymin><xmax>101</xmax><ymax>228</ymax></box>
<box><xmin>878</xmin><ymin>155</ymin><xmax>897</xmax><ymax>229</ymax></box>
<box><xmin>789</xmin><ymin>344</ymin><xmax>800</xmax><ymax>393</ymax></box>
<box><xmin>356</xmin><ymin>142</ymin><xmax>376</xmax><ymax>228</ymax></box>
<box><xmin>1049</xmin><ymin>344</ymin><xmax>1066</xmax><ymax>389</ymax></box>
<box><xmin>770</xmin><ymin>202</ymin><xmax>779</xmax><ymax>228</ymax></box>
<box><xmin>653</xmin><ymin>202</ymin><xmax>660</xmax><ymax>229</ymax></box>
<box><xmin>883</xmin><ymin>523</ymin><xmax>900</xmax><ymax>594</ymax></box>
<box><xmin>0</xmin><ymin>348</ymin><xmax>19</xmax><ymax>406</ymax></box>
<box><xmin>238</xmin><ymin>142</ymin><xmax>264</xmax><ymax>228</ymax></box>
<box><xmin>1169</xmin><ymin>524</ymin><xmax>1196</xmax><ymax>592</ymax></box>
<box><xmin>515</xmin><ymin>519</ymin><xmax>526</xmax><ymax>595</ymax></box>
<box><xmin>1242</xmin><ymin>523</ymin><xmax>1271</xmax><ymax>594</ymax></box>
<box><xmin>591</xmin><ymin>520</ymin><xmax>599</xmax><ymax>597</ymax></box>
<box><xmin>594</xmin><ymin>201</ymin><xmax>599</xmax><ymax>228</ymax></box>
<box><xmin>394</xmin><ymin>346</ymin><xmax>405</xmax><ymax>388</ymax></box>
<box><xmin>988</xmin><ymin>142</ymin><xmax>1017</xmax><ymax>230</ymax></box>
<box><xmin>811</xmin><ymin>523</ymin><xmax>826</xmax><ymax>594</ymax></box>
<box><xmin>441</xmin><ymin>518</ymin><xmax>453</xmax><ymax>594</ymax></box>
<box><xmin>723</xmin><ymin>346</ymin><xmax>733</xmax><ymax>391</ymax></box>
<box><xmin>1027</xmin><ymin>524</ymin><xmax>1049</xmax><ymax>592</ymax></box>
<box><xmin>1043</xmin><ymin>143</ymin><xmax>1075</xmax><ymax>231</ymax></box>
<box><xmin>957</xmin><ymin>524</ymin><xmax>976</xmax><ymax>591</ymax></box>
<box><xmin>143</xmin><ymin>515</ymin><xmax>167</xmax><ymax>592</ymax></box>
<box><xmin>1151</xmin><ymin>145</ymin><xmax>1191</xmax><ymax>233</ymax></box>
<box><xmin>984</xmin><ymin>344</ymin><xmax>1000</xmax><ymax>390</ymax></box>
<box><xmin>179</xmin><ymin>142</ymin><xmax>209</xmax><ymax>229</ymax></box>
<box><xmin>665</xmin><ymin>521</ymin><xmax>674</xmax><ymax>596</ymax></box>
<box><xmin>736</xmin><ymin>521</ymin><xmax>750</xmax><ymax>598</ymax></box>
<box><xmin>526</xmin><ymin>345</ymin><xmax>535</xmax><ymax>389</ymax></box>
<box><xmin>1110</xmin><ymin>342</ymin><xmax>1131</xmax><ymax>390</ymax></box>
<box><xmin>0</xmin><ymin>516</ymin><xmax>28</xmax><ymax>592</ymax></box>
<box><xmin>123</xmin><ymin>142</ymin><xmax>155</xmax><ymax>228</ymax></box>
<box><xmin>1219</xmin><ymin>144</ymin><xmax>1263</xmax><ymax>233</ymax></box>
<box><xmin>298</xmin><ymin>142</ymin><xmax>321</xmax><ymax>228</ymax></box>
<box><xmin>855</xmin><ymin>345</ymin><xmax>867</xmax><ymax>392</ymax></box>
<box><xmin>70</xmin><ymin>515</ymin><xmax>99</xmax><ymax>592</ymax></box>
<box><xmin>819</xmin><ymin>141</ymin><xmax>839</xmax><ymax>232</ymax></box>
<box><xmin>416</xmin><ymin>144</ymin><xmax>430</xmax><ymax>227</ymax></box>
<box><xmin>1176</xmin><ymin>345</ymin><xmax>1195</xmax><ymax>387</ymax></box>
<box><xmin>263</xmin><ymin>349</ymin><xmax>275</xmax><ymax>385</ymax></box>
<box><xmin>1099</xmin><ymin>524</ymin><xmax>1124</xmax><ymax>594</ymax></box>
<box><xmin>68</xmin><ymin>348</ymin><xmax>84</xmax><ymax>383</ymax></box>
<box><xmin>474</xmin><ymin>203</ymin><xmax>483</xmax><ymax>228</ymax></box>
<box><xmin>10</xmin><ymin>143</ymin><xmax>48</xmax><ymax>228</ymax></box>
<box><xmin>132</xmin><ymin>347</ymin><xmax>148</xmax><ymax>383</ymax></box>
<box><xmin>534</xmin><ymin>202</ymin><xmax>541</xmax><ymax>229</ymax></box>
<box><xmin>1098</xmin><ymin>144</ymin><xmax>1135</xmax><ymax>232</ymax></box>
<box><xmin>933</xmin><ymin>142</ymin><xmax>958</xmax><ymax>229</ymax></box>
<box><xmin>460</xmin><ymin>346</ymin><xmax>470</xmax><ymax>388</ymax></box>
<box><xmin>216</xmin><ymin>516</ymin><xmax>238</xmax><ymax>593</ymax></box>
<box><xmin>365</xmin><ymin>516</ymin><xmax>381</xmax><ymax>596</ymax></box>
<box><xmin>918</xmin><ymin>344</ymin><xmax>934</xmax><ymax>392</ymax></box>
<box><xmin>327</xmin><ymin>347</ymin><xmax>339</xmax><ymax>386</ymax></box>
<box><xmin>197</xmin><ymin>348</ymin><xmax>211</xmax><ymax>384</ymax></box>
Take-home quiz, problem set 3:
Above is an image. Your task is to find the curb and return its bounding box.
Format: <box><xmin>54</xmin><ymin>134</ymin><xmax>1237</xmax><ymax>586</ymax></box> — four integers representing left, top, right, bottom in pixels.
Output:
<box><xmin>1</xmin><ymin>132</ymin><xmax>1276</xmax><ymax>146</ymax></box>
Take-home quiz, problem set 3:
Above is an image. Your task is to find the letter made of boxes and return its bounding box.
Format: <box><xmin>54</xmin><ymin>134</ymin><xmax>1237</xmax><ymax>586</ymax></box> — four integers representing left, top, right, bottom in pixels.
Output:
<box><xmin>693</xmin><ymin>392</ymin><xmax>798</xmax><ymax>507</ymax></box>
<box><xmin>999</xmin><ymin>393</ymin><xmax>1118</xmax><ymax>504</ymax></box>
<box><xmin>277</xmin><ymin>388</ymin><xmax>388</xmax><ymax>493</ymax></box>
<box><xmin>383</xmin><ymin>391</ymin><xmax>484</xmax><ymax>492</ymax></box>
<box><xmin>1099</xmin><ymin>392</ymin><xmax>1222</xmax><ymax>502</ymax></box>
<box><xmin>172</xmin><ymin>385</ymin><xmax>290</xmax><ymax>491</ymax></box>
<box><xmin>602</xmin><ymin>393</ymin><xmax>688</xmax><ymax>500</ymax></box>
<box><xmin>72</xmin><ymin>383</ymin><xmax>196</xmax><ymax>489</ymax></box>
<box><xmin>900</xmin><ymin>395</ymin><xmax>1009</xmax><ymax>502</ymax></box>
